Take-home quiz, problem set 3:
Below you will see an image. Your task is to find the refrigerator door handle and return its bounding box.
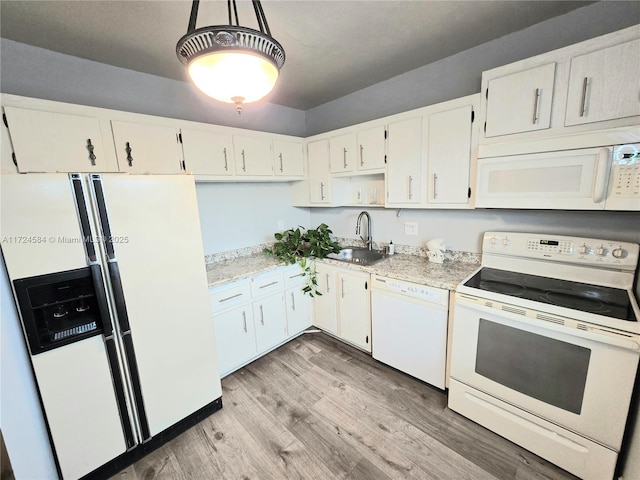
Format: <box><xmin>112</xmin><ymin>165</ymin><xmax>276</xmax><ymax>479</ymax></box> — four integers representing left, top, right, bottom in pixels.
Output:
<box><xmin>91</xmin><ymin>264</ymin><xmax>113</xmax><ymax>337</ymax></box>
<box><xmin>105</xmin><ymin>337</ymin><xmax>137</xmax><ymax>449</ymax></box>
<box><xmin>90</xmin><ymin>174</ymin><xmax>116</xmax><ymax>260</ymax></box>
<box><xmin>69</xmin><ymin>173</ymin><xmax>97</xmax><ymax>263</ymax></box>
<box><xmin>89</xmin><ymin>174</ymin><xmax>152</xmax><ymax>442</ymax></box>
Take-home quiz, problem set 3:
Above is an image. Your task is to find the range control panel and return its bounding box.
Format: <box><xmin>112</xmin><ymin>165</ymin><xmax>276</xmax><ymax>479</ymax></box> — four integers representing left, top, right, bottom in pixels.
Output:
<box><xmin>483</xmin><ymin>232</ymin><xmax>639</xmax><ymax>270</ymax></box>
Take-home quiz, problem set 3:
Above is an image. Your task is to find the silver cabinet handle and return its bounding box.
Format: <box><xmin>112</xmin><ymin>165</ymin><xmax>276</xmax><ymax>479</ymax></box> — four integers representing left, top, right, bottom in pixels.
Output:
<box><xmin>242</xmin><ymin>311</ymin><xmax>247</xmax><ymax>333</ymax></box>
<box><xmin>259</xmin><ymin>304</ymin><xmax>264</xmax><ymax>325</ymax></box>
<box><xmin>408</xmin><ymin>175</ymin><xmax>413</xmax><ymax>200</ymax></box>
<box><xmin>291</xmin><ymin>292</ymin><xmax>296</xmax><ymax>311</ymax></box>
<box><xmin>219</xmin><ymin>292</ymin><xmax>243</xmax><ymax>303</ymax></box>
<box><xmin>326</xmin><ymin>274</ymin><xmax>330</xmax><ymax>292</ymax></box>
<box><xmin>241</xmin><ymin>149</ymin><xmax>246</xmax><ymax>171</ymax></box>
<box><xmin>288</xmin><ymin>273</ymin><xmax>304</xmax><ymax>279</ymax></box>
<box><xmin>343</xmin><ymin>147</ymin><xmax>347</xmax><ymax>169</ymax></box>
<box><xmin>532</xmin><ymin>88</ymin><xmax>541</xmax><ymax>124</ymax></box>
<box><xmin>259</xmin><ymin>281</ymin><xmax>278</xmax><ymax>289</ymax></box>
<box><xmin>341</xmin><ymin>278</ymin><xmax>345</xmax><ymax>299</ymax></box>
<box><xmin>360</xmin><ymin>144</ymin><xmax>364</xmax><ymax>167</ymax></box>
<box><xmin>433</xmin><ymin>173</ymin><xmax>438</xmax><ymax>200</ymax></box>
<box><xmin>279</xmin><ymin>153</ymin><xmax>283</xmax><ymax>172</ymax></box>
<box><xmin>320</xmin><ymin>182</ymin><xmax>325</xmax><ymax>200</ymax></box>
<box><xmin>580</xmin><ymin>77</ymin><xmax>589</xmax><ymax>117</ymax></box>
<box><xmin>223</xmin><ymin>147</ymin><xmax>228</xmax><ymax>171</ymax></box>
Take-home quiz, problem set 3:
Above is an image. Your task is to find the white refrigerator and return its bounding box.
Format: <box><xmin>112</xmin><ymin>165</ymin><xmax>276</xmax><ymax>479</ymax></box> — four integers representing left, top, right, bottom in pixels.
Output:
<box><xmin>0</xmin><ymin>173</ymin><xmax>222</xmax><ymax>479</ymax></box>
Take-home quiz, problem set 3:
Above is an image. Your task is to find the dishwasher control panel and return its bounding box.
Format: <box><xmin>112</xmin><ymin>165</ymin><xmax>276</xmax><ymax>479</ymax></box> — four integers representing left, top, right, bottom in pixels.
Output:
<box><xmin>371</xmin><ymin>275</ymin><xmax>448</xmax><ymax>306</ymax></box>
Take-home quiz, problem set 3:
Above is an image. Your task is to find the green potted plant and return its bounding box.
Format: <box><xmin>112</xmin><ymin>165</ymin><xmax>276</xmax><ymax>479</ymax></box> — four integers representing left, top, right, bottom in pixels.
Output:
<box><xmin>263</xmin><ymin>223</ymin><xmax>341</xmax><ymax>296</ymax></box>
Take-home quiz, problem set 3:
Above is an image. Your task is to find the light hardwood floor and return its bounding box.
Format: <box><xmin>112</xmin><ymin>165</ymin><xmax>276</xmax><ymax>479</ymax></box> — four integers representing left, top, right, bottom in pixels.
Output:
<box><xmin>112</xmin><ymin>333</ymin><xmax>578</xmax><ymax>480</ymax></box>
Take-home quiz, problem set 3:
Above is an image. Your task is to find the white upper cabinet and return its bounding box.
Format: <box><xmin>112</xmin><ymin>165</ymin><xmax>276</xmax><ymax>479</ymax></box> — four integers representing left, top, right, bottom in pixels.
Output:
<box><xmin>111</xmin><ymin>120</ymin><xmax>182</xmax><ymax>174</ymax></box>
<box><xmin>480</xmin><ymin>26</ymin><xmax>640</xmax><ymax>152</ymax></box>
<box><xmin>357</xmin><ymin>125</ymin><xmax>386</xmax><ymax>171</ymax></box>
<box><xmin>4</xmin><ymin>107</ymin><xmax>115</xmax><ymax>173</ymax></box>
<box><xmin>386</xmin><ymin>117</ymin><xmax>423</xmax><ymax>205</ymax></box>
<box><xmin>233</xmin><ymin>135</ymin><xmax>274</xmax><ymax>176</ymax></box>
<box><xmin>307</xmin><ymin>139</ymin><xmax>332</xmax><ymax>204</ymax></box>
<box><xmin>484</xmin><ymin>63</ymin><xmax>556</xmax><ymax>138</ymax></box>
<box><xmin>273</xmin><ymin>139</ymin><xmax>304</xmax><ymax>177</ymax></box>
<box><xmin>180</xmin><ymin>127</ymin><xmax>234</xmax><ymax>175</ymax></box>
<box><xmin>330</xmin><ymin>133</ymin><xmax>357</xmax><ymax>173</ymax></box>
<box><xmin>426</xmin><ymin>105</ymin><xmax>473</xmax><ymax>204</ymax></box>
<box><xmin>565</xmin><ymin>39</ymin><xmax>640</xmax><ymax>127</ymax></box>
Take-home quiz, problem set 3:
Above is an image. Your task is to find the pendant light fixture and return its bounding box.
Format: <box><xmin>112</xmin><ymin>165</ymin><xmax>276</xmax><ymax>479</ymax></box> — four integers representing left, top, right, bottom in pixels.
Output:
<box><xmin>176</xmin><ymin>0</ymin><xmax>285</xmax><ymax>113</ymax></box>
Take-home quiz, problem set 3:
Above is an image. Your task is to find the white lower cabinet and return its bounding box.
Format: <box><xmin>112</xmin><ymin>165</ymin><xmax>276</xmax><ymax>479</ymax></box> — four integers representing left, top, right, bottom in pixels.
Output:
<box><xmin>210</xmin><ymin>280</ymin><xmax>256</xmax><ymax>377</ymax></box>
<box><xmin>211</xmin><ymin>266</ymin><xmax>312</xmax><ymax>377</ymax></box>
<box><xmin>337</xmin><ymin>269</ymin><xmax>371</xmax><ymax>352</ymax></box>
<box><xmin>284</xmin><ymin>265</ymin><xmax>312</xmax><ymax>335</ymax></box>
<box><xmin>313</xmin><ymin>262</ymin><xmax>339</xmax><ymax>334</ymax></box>
<box><xmin>253</xmin><ymin>291</ymin><xmax>287</xmax><ymax>352</ymax></box>
<box><xmin>312</xmin><ymin>262</ymin><xmax>371</xmax><ymax>352</ymax></box>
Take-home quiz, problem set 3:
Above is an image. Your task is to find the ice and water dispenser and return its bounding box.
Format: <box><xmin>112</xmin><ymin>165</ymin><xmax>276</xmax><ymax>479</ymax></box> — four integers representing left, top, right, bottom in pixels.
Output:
<box><xmin>13</xmin><ymin>266</ymin><xmax>109</xmax><ymax>354</ymax></box>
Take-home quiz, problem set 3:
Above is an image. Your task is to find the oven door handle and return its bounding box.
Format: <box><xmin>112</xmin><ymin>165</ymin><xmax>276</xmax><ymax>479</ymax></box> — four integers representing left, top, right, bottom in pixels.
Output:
<box><xmin>456</xmin><ymin>295</ymin><xmax>640</xmax><ymax>351</ymax></box>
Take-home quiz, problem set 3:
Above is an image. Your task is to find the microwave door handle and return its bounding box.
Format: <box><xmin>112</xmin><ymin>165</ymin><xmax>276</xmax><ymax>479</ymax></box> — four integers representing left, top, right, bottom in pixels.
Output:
<box><xmin>592</xmin><ymin>148</ymin><xmax>611</xmax><ymax>204</ymax></box>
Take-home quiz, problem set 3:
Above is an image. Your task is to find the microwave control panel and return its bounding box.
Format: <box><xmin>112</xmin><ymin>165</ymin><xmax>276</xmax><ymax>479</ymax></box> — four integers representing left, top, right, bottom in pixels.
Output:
<box><xmin>607</xmin><ymin>144</ymin><xmax>640</xmax><ymax>210</ymax></box>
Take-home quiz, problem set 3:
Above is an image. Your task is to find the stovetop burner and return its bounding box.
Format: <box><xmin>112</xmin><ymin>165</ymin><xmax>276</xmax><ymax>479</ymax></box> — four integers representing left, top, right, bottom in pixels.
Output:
<box><xmin>465</xmin><ymin>268</ymin><xmax>636</xmax><ymax>322</ymax></box>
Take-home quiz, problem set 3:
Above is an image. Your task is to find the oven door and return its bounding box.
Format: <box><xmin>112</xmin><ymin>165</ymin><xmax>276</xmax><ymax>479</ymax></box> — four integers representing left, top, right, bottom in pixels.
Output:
<box><xmin>450</xmin><ymin>294</ymin><xmax>640</xmax><ymax>450</ymax></box>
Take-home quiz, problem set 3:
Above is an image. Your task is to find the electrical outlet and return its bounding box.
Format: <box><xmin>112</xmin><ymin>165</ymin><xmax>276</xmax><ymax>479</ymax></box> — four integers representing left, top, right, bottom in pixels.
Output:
<box><xmin>277</xmin><ymin>220</ymin><xmax>285</xmax><ymax>230</ymax></box>
<box><xmin>404</xmin><ymin>222</ymin><xmax>418</xmax><ymax>236</ymax></box>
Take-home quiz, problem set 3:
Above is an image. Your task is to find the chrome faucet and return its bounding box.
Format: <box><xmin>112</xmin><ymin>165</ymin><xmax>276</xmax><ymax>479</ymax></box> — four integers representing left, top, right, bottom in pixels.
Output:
<box><xmin>356</xmin><ymin>211</ymin><xmax>372</xmax><ymax>250</ymax></box>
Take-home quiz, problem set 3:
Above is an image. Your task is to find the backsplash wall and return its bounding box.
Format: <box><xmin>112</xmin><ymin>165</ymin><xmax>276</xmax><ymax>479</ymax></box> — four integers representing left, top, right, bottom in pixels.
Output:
<box><xmin>310</xmin><ymin>208</ymin><xmax>640</xmax><ymax>253</ymax></box>
<box><xmin>196</xmin><ymin>182</ymin><xmax>310</xmax><ymax>255</ymax></box>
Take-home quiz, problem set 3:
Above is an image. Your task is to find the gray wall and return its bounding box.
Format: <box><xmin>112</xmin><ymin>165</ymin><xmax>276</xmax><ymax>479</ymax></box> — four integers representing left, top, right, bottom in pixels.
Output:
<box><xmin>305</xmin><ymin>1</ymin><xmax>640</xmax><ymax>135</ymax></box>
<box><xmin>196</xmin><ymin>183</ymin><xmax>310</xmax><ymax>254</ymax></box>
<box><xmin>0</xmin><ymin>39</ymin><xmax>306</xmax><ymax>137</ymax></box>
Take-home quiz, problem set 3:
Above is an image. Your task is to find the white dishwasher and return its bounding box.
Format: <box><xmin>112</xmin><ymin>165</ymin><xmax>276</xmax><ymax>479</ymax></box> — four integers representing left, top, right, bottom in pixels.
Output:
<box><xmin>371</xmin><ymin>274</ymin><xmax>449</xmax><ymax>389</ymax></box>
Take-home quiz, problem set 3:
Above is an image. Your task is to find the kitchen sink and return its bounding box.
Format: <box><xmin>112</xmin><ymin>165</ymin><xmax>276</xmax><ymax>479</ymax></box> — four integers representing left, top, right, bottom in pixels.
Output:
<box><xmin>327</xmin><ymin>247</ymin><xmax>386</xmax><ymax>266</ymax></box>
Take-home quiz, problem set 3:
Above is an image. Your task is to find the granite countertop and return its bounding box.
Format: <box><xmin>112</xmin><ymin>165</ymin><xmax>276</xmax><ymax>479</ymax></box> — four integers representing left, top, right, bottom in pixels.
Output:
<box><xmin>206</xmin><ymin>252</ymin><xmax>479</xmax><ymax>291</ymax></box>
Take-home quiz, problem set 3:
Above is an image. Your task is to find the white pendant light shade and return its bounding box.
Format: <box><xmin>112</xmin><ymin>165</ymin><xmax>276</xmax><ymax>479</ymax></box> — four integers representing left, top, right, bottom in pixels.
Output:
<box><xmin>176</xmin><ymin>1</ymin><xmax>285</xmax><ymax>113</ymax></box>
<box><xmin>188</xmin><ymin>51</ymin><xmax>279</xmax><ymax>104</ymax></box>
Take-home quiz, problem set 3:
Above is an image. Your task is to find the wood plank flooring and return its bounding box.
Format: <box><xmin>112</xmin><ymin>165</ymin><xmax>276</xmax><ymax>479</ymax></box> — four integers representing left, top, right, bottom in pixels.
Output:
<box><xmin>111</xmin><ymin>333</ymin><xmax>578</xmax><ymax>480</ymax></box>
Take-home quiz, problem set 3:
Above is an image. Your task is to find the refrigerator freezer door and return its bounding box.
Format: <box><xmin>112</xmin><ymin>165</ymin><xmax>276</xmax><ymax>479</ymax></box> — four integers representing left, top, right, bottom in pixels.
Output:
<box><xmin>0</xmin><ymin>174</ymin><xmax>89</xmax><ymax>279</ymax></box>
<box><xmin>31</xmin><ymin>336</ymin><xmax>127</xmax><ymax>479</ymax></box>
<box><xmin>96</xmin><ymin>174</ymin><xmax>221</xmax><ymax>436</ymax></box>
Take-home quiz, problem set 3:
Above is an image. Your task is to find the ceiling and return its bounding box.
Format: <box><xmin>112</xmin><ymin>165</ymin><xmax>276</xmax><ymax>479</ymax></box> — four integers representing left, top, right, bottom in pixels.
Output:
<box><xmin>0</xmin><ymin>0</ymin><xmax>595</xmax><ymax>110</ymax></box>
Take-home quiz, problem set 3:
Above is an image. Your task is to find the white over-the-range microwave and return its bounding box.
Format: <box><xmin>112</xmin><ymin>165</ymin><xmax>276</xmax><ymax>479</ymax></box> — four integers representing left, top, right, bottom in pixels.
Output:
<box><xmin>475</xmin><ymin>131</ymin><xmax>640</xmax><ymax>211</ymax></box>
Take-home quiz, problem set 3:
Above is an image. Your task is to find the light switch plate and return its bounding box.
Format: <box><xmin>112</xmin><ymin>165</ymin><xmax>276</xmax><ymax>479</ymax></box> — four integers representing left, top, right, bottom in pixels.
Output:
<box><xmin>277</xmin><ymin>220</ymin><xmax>285</xmax><ymax>230</ymax></box>
<box><xmin>404</xmin><ymin>222</ymin><xmax>418</xmax><ymax>235</ymax></box>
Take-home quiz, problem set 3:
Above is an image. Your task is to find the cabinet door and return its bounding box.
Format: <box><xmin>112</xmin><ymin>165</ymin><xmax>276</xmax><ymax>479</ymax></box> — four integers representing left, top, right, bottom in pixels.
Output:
<box><xmin>213</xmin><ymin>306</ymin><xmax>256</xmax><ymax>376</ymax></box>
<box><xmin>357</xmin><ymin>125</ymin><xmax>386</xmax><ymax>171</ymax></box>
<box><xmin>330</xmin><ymin>133</ymin><xmax>356</xmax><ymax>173</ymax></box>
<box><xmin>427</xmin><ymin>105</ymin><xmax>473</xmax><ymax>204</ymax></box>
<box><xmin>180</xmin><ymin>128</ymin><xmax>234</xmax><ymax>175</ymax></box>
<box><xmin>338</xmin><ymin>270</ymin><xmax>371</xmax><ymax>352</ymax></box>
<box><xmin>273</xmin><ymin>140</ymin><xmax>304</xmax><ymax>177</ymax></box>
<box><xmin>565</xmin><ymin>39</ymin><xmax>640</xmax><ymax>127</ymax></box>
<box><xmin>233</xmin><ymin>135</ymin><xmax>273</xmax><ymax>176</ymax></box>
<box><xmin>253</xmin><ymin>293</ymin><xmax>287</xmax><ymax>352</ymax></box>
<box><xmin>386</xmin><ymin>117</ymin><xmax>423</xmax><ymax>205</ymax></box>
<box><xmin>285</xmin><ymin>286</ymin><xmax>312</xmax><ymax>336</ymax></box>
<box><xmin>308</xmin><ymin>140</ymin><xmax>332</xmax><ymax>204</ymax></box>
<box><xmin>111</xmin><ymin>120</ymin><xmax>182</xmax><ymax>174</ymax></box>
<box><xmin>3</xmin><ymin>107</ymin><xmax>114</xmax><ymax>173</ymax></box>
<box><xmin>313</xmin><ymin>263</ymin><xmax>338</xmax><ymax>334</ymax></box>
<box><xmin>484</xmin><ymin>63</ymin><xmax>556</xmax><ymax>138</ymax></box>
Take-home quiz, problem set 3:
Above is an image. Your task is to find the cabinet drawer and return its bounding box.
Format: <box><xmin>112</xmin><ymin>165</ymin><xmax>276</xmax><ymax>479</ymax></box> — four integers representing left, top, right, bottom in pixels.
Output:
<box><xmin>251</xmin><ymin>272</ymin><xmax>284</xmax><ymax>298</ymax></box>
<box><xmin>283</xmin><ymin>265</ymin><xmax>306</xmax><ymax>287</ymax></box>
<box><xmin>209</xmin><ymin>281</ymin><xmax>251</xmax><ymax>314</ymax></box>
